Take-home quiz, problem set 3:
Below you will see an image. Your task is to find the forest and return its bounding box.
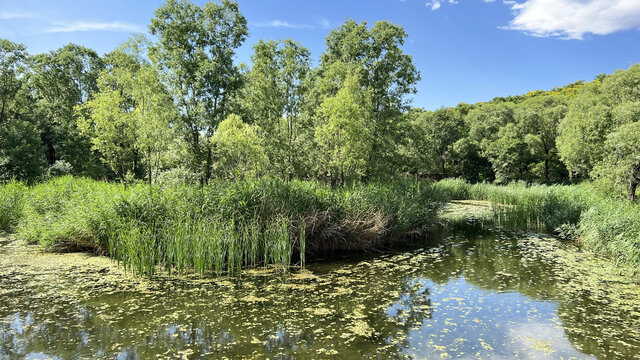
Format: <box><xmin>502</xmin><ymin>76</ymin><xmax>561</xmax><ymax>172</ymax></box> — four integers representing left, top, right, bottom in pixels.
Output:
<box><xmin>1</xmin><ymin>0</ymin><xmax>639</xmax><ymax>202</ymax></box>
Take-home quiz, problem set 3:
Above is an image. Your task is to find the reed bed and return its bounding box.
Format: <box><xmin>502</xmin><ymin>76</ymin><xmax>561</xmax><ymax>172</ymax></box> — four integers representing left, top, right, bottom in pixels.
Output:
<box><xmin>435</xmin><ymin>179</ymin><xmax>640</xmax><ymax>267</ymax></box>
<box><xmin>0</xmin><ymin>180</ymin><xmax>26</xmax><ymax>232</ymax></box>
<box><xmin>11</xmin><ymin>176</ymin><xmax>443</xmax><ymax>276</ymax></box>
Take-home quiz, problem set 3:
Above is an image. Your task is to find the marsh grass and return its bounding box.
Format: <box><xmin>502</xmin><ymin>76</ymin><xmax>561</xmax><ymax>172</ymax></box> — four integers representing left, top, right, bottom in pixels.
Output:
<box><xmin>436</xmin><ymin>179</ymin><xmax>640</xmax><ymax>267</ymax></box>
<box><xmin>14</xmin><ymin>176</ymin><xmax>442</xmax><ymax>276</ymax></box>
<box><xmin>0</xmin><ymin>180</ymin><xmax>26</xmax><ymax>232</ymax></box>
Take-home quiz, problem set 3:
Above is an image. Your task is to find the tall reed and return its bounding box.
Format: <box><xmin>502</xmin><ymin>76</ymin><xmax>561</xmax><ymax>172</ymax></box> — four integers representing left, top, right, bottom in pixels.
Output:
<box><xmin>16</xmin><ymin>176</ymin><xmax>443</xmax><ymax>276</ymax></box>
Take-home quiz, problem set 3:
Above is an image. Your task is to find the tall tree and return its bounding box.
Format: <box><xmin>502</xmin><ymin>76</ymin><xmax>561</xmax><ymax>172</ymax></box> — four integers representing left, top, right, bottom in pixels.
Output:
<box><xmin>409</xmin><ymin>108</ymin><xmax>464</xmax><ymax>179</ymax></box>
<box><xmin>0</xmin><ymin>39</ymin><xmax>46</xmax><ymax>180</ymax></box>
<box><xmin>558</xmin><ymin>64</ymin><xmax>640</xmax><ymax>184</ymax></box>
<box><xmin>319</xmin><ymin>20</ymin><xmax>420</xmax><ymax>178</ymax></box>
<box><xmin>30</xmin><ymin>43</ymin><xmax>104</xmax><ymax>176</ymax></box>
<box><xmin>79</xmin><ymin>43</ymin><xmax>175</xmax><ymax>185</ymax></box>
<box><xmin>149</xmin><ymin>0</ymin><xmax>248</xmax><ymax>184</ymax></box>
<box><xmin>316</xmin><ymin>74</ymin><xmax>372</xmax><ymax>185</ymax></box>
<box><xmin>0</xmin><ymin>39</ymin><xmax>28</xmax><ymax>125</ymax></box>
<box><xmin>516</xmin><ymin>95</ymin><xmax>568</xmax><ymax>182</ymax></box>
<box><xmin>242</xmin><ymin>39</ymin><xmax>311</xmax><ymax>179</ymax></box>
<box><xmin>592</xmin><ymin>122</ymin><xmax>640</xmax><ymax>200</ymax></box>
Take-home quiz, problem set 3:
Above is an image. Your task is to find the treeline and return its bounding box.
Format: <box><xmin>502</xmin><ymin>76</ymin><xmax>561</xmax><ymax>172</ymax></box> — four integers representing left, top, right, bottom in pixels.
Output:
<box><xmin>0</xmin><ymin>0</ymin><xmax>639</xmax><ymax>200</ymax></box>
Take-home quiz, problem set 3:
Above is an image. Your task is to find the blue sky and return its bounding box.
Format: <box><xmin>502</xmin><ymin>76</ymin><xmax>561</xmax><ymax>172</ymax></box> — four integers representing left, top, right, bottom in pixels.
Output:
<box><xmin>1</xmin><ymin>0</ymin><xmax>639</xmax><ymax>110</ymax></box>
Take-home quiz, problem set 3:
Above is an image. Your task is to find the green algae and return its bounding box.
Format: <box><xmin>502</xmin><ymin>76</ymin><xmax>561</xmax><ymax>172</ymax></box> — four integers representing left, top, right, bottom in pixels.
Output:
<box><xmin>1</xmin><ymin>225</ymin><xmax>640</xmax><ymax>359</ymax></box>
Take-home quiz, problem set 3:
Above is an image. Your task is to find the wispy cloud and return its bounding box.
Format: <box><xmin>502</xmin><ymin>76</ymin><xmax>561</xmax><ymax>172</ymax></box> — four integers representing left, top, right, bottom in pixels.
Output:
<box><xmin>45</xmin><ymin>21</ymin><xmax>143</xmax><ymax>33</ymax></box>
<box><xmin>426</xmin><ymin>1</ymin><xmax>442</xmax><ymax>10</ymax></box>
<box><xmin>316</xmin><ymin>17</ymin><xmax>331</xmax><ymax>29</ymax></box>
<box><xmin>0</xmin><ymin>10</ymin><xmax>39</xmax><ymax>20</ymax></box>
<box><xmin>252</xmin><ymin>20</ymin><xmax>312</xmax><ymax>29</ymax></box>
<box><xmin>252</xmin><ymin>17</ymin><xmax>332</xmax><ymax>30</ymax></box>
<box><xmin>502</xmin><ymin>0</ymin><xmax>640</xmax><ymax>40</ymax></box>
<box><xmin>425</xmin><ymin>0</ymin><xmax>461</xmax><ymax>11</ymax></box>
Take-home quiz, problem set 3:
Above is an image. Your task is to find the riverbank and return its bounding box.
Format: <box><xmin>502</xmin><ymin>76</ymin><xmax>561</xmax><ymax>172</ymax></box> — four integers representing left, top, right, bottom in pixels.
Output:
<box><xmin>4</xmin><ymin>176</ymin><xmax>445</xmax><ymax>276</ymax></box>
<box><xmin>435</xmin><ymin>179</ymin><xmax>640</xmax><ymax>268</ymax></box>
<box><xmin>1</xmin><ymin>176</ymin><xmax>639</xmax><ymax>275</ymax></box>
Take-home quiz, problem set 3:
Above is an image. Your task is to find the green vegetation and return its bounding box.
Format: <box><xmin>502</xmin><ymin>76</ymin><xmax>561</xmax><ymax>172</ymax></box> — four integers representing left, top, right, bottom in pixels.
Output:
<box><xmin>435</xmin><ymin>179</ymin><xmax>640</xmax><ymax>266</ymax></box>
<box><xmin>0</xmin><ymin>0</ymin><xmax>639</xmax><ymax>274</ymax></box>
<box><xmin>11</xmin><ymin>176</ymin><xmax>443</xmax><ymax>275</ymax></box>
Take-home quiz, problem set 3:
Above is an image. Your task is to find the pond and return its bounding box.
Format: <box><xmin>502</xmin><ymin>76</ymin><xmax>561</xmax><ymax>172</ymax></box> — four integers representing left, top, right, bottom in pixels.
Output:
<box><xmin>1</xmin><ymin>221</ymin><xmax>639</xmax><ymax>359</ymax></box>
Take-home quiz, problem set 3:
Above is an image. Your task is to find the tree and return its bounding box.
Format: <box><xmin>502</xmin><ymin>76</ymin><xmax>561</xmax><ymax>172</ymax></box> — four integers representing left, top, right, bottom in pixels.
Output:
<box><xmin>319</xmin><ymin>20</ymin><xmax>420</xmax><ymax>178</ymax></box>
<box><xmin>316</xmin><ymin>74</ymin><xmax>373</xmax><ymax>185</ymax></box>
<box><xmin>30</xmin><ymin>43</ymin><xmax>104</xmax><ymax>176</ymax></box>
<box><xmin>242</xmin><ymin>39</ymin><xmax>312</xmax><ymax>179</ymax></box>
<box><xmin>79</xmin><ymin>43</ymin><xmax>175</xmax><ymax>185</ymax></box>
<box><xmin>150</xmin><ymin>0</ymin><xmax>248</xmax><ymax>185</ymax></box>
<box><xmin>409</xmin><ymin>108</ymin><xmax>463</xmax><ymax>179</ymax></box>
<box><xmin>0</xmin><ymin>119</ymin><xmax>46</xmax><ymax>180</ymax></box>
<box><xmin>0</xmin><ymin>39</ymin><xmax>28</xmax><ymax>125</ymax></box>
<box><xmin>212</xmin><ymin>114</ymin><xmax>266</xmax><ymax>180</ymax></box>
<box><xmin>0</xmin><ymin>39</ymin><xmax>47</xmax><ymax>180</ymax></box>
<box><xmin>483</xmin><ymin>123</ymin><xmax>530</xmax><ymax>184</ymax></box>
<box><xmin>463</xmin><ymin>102</ymin><xmax>516</xmax><ymax>181</ymax></box>
<box><xmin>516</xmin><ymin>95</ymin><xmax>568</xmax><ymax>182</ymax></box>
<box><xmin>592</xmin><ymin>122</ymin><xmax>640</xmax><ymax>201</ymax></box>
<box><xmin>558</xmin><ymin>64</ymin><xmax>640</xmax><ymax>181</ymax></box>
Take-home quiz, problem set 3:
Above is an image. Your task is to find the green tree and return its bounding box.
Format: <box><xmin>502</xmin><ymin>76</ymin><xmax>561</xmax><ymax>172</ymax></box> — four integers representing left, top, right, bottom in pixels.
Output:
<box><xmin>592</xmin><ymin>122</ymin><xmax>640</xmax><ymax>200</ymax></box>
<box><xmin>316</xmin><ymin>74</ymin><xmax>373</xmax><ymax>185</ymax></box>
<box><xmin>558</xmin><ymin>65</ymin><xmax>640</xmax><ymax>181</ymax></box>
<box><xmin>79</xmin><ymin>44</ymin><xmax>175</xmax><ymax>185</ymax></box>
<box><xmin>212</xmin><ymin>114</ymin><xmax>266</xmax><ymax>180</ymax></box>
<box><xmin>0</xmin><ymin>119</ymin><xmax>46</xmax><ymax>180</ymax></box>
<box><xmin>242</xmin><ymin>39</ymin><xmax>312</xmax><ymax>179</ymax></box>
<box><xmin>0</xmin><ymin>39</ymin><xmax>46</xmax><ymax>180</ymax></box>
<box><xmin>516</xmin><ymin>95</ymin><xmax>568</xmax><ymax>182</ymax></box>
<box><xmin>150</xmin><ymin>0</ymin><xmax>248</xmax><ymax>184</ymax></box>
<box><xmin>409</xmin><ymin>108</ymin><xmax>463</xmax><ymax>179</ymax></box>
<box><xmin>30</xmin><ymin>43</ymin><xmax>104</xmax><ymax>176</ymax></box>
<box><xmin>319</xmin><ymin>20</ymin><xmax>420</xmax><ymax>178</ymax></box>
<box><xmin>0</xmin><ymin>39</ymin><xmax>28</xmax><ymax>125</ymax></box>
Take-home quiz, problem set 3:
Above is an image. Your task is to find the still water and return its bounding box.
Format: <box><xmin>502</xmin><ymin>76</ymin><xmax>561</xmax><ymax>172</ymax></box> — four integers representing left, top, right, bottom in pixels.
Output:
<box><xmin>1</xmin><ymin>227</ymin><xmax>639</xmax><ymax>359</ymax></box>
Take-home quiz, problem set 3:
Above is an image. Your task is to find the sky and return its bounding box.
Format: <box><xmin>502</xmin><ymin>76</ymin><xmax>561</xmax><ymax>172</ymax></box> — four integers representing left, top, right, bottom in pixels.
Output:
<box><xmin>1</xmin><ymin>0</ymin><xmax>639</xmax><ymax>110</ymax></box>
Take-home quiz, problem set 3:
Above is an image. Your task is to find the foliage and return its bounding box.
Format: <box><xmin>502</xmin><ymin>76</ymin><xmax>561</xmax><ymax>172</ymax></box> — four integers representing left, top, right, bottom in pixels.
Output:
<box><xmin>316</xmin><ymin>74</ymin><xmax>373</xmax><ymax>184</ymax></box>
<box><xmin>319</xmin><ymin>20</ymin><xmax>420</xmax><ymax>178</ymax></box>
<box><xmin>30</xmin><ymin>43</ymin><xmax>104</xmax><ymax>176</ymax></box>
<box><xmin>558</xmin><ymin>64</ymin><xmax>640</xmax><ymax>197</ymax></box>
<box><xmin>16</xmin><ymin>177</ymin><xmax>444</xmax><ymax>275</ymax></box>
<box><xmin>212</xmin><ymin>114</ymin><xmax>266</xmax><ymax>180</ymax></box>
<box><xmin>241</xmin><ymin>39</ymin><xmax>312</xmax><ymax>179</ymax></box>
<box><xmin>149</xmin><ymin>0</ymin><xmax>248</xmax><ymax>184</ymax></box>
<box><xmin>0</xmin><ymin>119</ymin><xmax>46</xmax><ymax>181</ymax></box>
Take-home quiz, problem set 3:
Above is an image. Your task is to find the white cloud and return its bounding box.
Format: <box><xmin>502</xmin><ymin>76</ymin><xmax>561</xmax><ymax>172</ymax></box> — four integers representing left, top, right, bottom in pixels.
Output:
<box><xmin>503</xmin><ymin>0</ymin><xmax>640</xmax><ymax>39</ymax></box>
<box><xmin>0</xmin><ymin>11</ymin><xmax>39</xmax><ymax>20</ymax></box>
<box><xmin>426</xmin><ymin>1</ymin><xmax>442</xmax><ymax>10</ymax></box>
<box><xmin>46</xmin><ymin>21</ymin><xmax>143</xmax><ymax>33</ymax></box>
<box><xmin>252</xmin><ymin>20</ymin><xmax>312</xmax><ymax>29</ymax></box>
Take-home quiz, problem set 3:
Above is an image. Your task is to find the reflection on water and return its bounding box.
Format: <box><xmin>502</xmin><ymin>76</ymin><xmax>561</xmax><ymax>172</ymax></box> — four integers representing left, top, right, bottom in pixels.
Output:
<box><xmin>0</xmin><ymin>229</ymin><xmax>639</xmax><ymax>359</ymax></box>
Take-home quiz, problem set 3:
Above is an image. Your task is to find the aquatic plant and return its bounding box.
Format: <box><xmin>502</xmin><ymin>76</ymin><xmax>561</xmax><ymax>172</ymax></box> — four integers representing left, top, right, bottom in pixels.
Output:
<box><xmin>435</xmin><ymin>179</ymin><xmax>640</xmax><ymax>267</ymax></box>
<box><xmin>16</xmin><ymin>176</ymin><xmax>443</xmax><ymax>275</ymax></box>
<box><xmin>0</xmin><ymin>180</ymin><xmax>26</xmax><ymax>232</ymax></box>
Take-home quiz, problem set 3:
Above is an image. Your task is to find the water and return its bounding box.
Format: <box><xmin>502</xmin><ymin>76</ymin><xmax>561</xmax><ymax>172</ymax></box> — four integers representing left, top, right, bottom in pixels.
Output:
<box><xmin>1</xmin><ymin>228</ymin><xmax>639</xmax><ymax>359</ymax></box>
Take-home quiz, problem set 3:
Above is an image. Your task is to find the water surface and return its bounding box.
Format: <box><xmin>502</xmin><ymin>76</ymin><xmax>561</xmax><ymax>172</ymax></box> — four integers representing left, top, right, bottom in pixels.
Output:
<box><xmin>1</xmin><ymin>228</ymin><xmax>639</xmax><ymax>359</ymax></box>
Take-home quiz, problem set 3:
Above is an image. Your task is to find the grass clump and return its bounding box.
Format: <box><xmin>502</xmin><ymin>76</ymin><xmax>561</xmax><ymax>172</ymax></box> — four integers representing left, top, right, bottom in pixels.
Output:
<box><xmin>0</xmin><ymin>180</ymin><xmax>26</xmax><ymax>232</ymax></box>
<box><xmin>15</xmin><ymin>176</ymin><xmax>444</xmax><ymax>276</ymax></box>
